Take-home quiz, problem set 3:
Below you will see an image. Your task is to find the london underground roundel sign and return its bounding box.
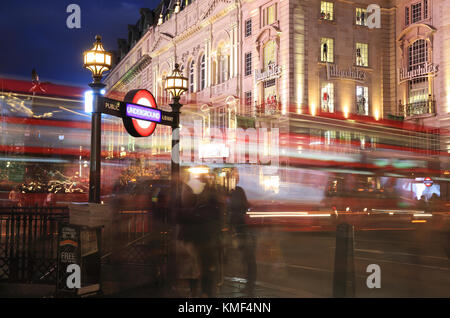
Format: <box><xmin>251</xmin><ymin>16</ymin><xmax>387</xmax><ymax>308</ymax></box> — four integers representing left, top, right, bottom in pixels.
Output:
<box><xmin>424</xmin><ymin>177</ymin><xmax>433</xmax><ymax>187</ymax></box>
<box><xmin>122</xmin><ymin>89</ymin><xmax>158</xmax><ymax>137</ymax></box>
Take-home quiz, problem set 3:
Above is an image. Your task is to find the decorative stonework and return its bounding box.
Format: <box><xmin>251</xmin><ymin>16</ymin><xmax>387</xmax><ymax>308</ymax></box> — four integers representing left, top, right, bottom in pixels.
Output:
<box><xmin>201</xmin><ymin>0</ymin><xmax>233</xmax><ymax>21</ymax></box>
<box><xmin>109</xmin><ymin>54</ymin><xmax>152</xmax><ymax>92</ymax></box>
<box><xmin>192</xmin><ymin>44</ymin><xmax>202</xmax><ymax>58</ymax></box>
<box><xmin>181</xmin><ymin>51</ymin><xmax>190</xmax><ymax>64</ymax></box>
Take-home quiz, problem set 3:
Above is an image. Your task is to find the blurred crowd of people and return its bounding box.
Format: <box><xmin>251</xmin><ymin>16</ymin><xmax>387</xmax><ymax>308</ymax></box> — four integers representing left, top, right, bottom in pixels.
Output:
<box><xmin>173</xmin><ymin>170</ymin><xmax>256</xmax><ymax>297</ymax></box>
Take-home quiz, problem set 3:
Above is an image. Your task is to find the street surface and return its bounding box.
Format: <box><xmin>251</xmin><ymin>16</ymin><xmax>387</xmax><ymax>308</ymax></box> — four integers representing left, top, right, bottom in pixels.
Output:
<box><xmin>224</xmin><ymin>223</ymin><xmax>450</xmax><ymax>297</ymax></box>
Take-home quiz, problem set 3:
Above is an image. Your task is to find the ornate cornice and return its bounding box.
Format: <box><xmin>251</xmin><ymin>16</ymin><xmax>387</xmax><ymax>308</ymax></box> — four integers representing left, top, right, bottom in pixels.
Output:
<box><xmin>109</xmin><ymin>54</ymin><xmax>151</xmax><ymax>92</ymax></box>
<box><xmin>397</xmin><ymin>23</ymin><xmax>436</xmax><ymax>42</ymax></box>
<box><xmin>200</xmin><ymin>0</ymin><xmax>233</xmax><ymax>21</ymax></box>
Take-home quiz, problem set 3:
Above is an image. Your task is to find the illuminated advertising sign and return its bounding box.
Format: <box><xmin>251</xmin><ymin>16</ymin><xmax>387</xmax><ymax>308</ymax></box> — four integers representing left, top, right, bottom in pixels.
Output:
<box><xmin>254</xmin><ymin>63</ymin><xmax>282</xmax><ymax>83</ymax></box>
<box><xmin>399</xmin><ymin>63</ymin><xmax>439</xmax><ymax>84</ymax></box>
<box><xmin>326</xmin><ymin>63</ymin><xmax>366</xmax><ymax>82</ymax></box>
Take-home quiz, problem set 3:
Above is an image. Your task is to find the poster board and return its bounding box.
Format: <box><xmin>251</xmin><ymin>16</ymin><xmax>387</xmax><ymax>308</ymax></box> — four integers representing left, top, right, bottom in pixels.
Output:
<box><xmin>55</xmin><ymin>223</ymin><xmax>102</xmax><ymax>297</ymax></box>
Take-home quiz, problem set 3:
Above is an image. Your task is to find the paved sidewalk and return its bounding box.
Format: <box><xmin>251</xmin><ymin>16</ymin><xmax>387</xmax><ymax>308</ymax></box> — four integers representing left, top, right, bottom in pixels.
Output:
<box><xmin>106</xmin><ymin>276</ymin><xmax>321</xmax><ymax>298</ymax></box>
<box><xmin>0</xmin><ymin>276</ymin><xmax>321</xmax><ymax>298</ymax></box>
<box><xmin>0</xmin><ymin>283</ymin><xmax>55</xmax><ymax>298</ymax></box>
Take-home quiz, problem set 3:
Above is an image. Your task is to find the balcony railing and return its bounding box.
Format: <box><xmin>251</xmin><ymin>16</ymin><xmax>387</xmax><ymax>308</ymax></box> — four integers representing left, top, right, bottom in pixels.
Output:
<box><xmin>405</xmin><ymin>100</ymin><xmax>435</xmax><ymax>117</ymax></box>
<box><xmin>256</xmin><ymin>102</ymin><xmax>281</xmax><ymax>116</ymax></box>
<box><xmin>400</xmin><ymin>99</ymin><xmax>436</xmax><ymax>118</ymax></box>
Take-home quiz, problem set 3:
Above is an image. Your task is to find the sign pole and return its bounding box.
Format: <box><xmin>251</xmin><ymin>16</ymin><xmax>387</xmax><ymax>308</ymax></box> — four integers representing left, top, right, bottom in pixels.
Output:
<box><xmin>165</xmin><ymin>96</ymin><xmax>182</xmax><ymax>290</ymax></box>
<box><xmin>88</xmin><ymin>82</ymin><xmax>105</xmax><ymax>203</ymax></box>
<box><xmin>87</xmin><ymin>88</ymin><xmax>174</xmax><ymax>204</ymax></box>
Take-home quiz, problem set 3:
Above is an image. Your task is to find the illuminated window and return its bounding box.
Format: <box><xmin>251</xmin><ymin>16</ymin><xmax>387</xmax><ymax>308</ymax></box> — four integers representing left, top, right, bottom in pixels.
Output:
<box><xmin>245</xmin><ymin>18</ymin><xmax>252</xmax><ymax>37</ymax></box>
<box><xmin>356</xmin><ymin>43</ymin><xmax>368</xmax><ymax>67</ymax></box>
<box><xmin>356</xmin><ymin>86</ymin><xmax>369</xmax><ymax>116</ymax></box>
<box><xmin>320</xmin><ymin>38</ymin><xmax>333</xmax><ymax>63</ymax></box>
<box><xmin>411</xmin><ymin>3</ymin><xmax>422</xmax><ymax>23</ymax></box>
<box><xmin>200</xmin><ymin>54</ymin><xmax>206</xmax><ymax>90</ymax></box>
<box><xmin>219</xmin><ymin>54</ymin><xmax>229</xmax><ymax>83</ymax></box>
<box><xmin>408</xmin><ymin>39</ymin><xmax>429</xmax><ymax>107</ymax></box>
<box><xmin>340</xmin><ymin>131</ymin><xmax>352</xmax><ymax>147</ymax></box>
<box><xmin>189</xmin><ymin>60</ymin><xmax>195</xmax><ymax>93</ymax></box>
<box><xmin>356</xmin><ymin>8</ymin><xmax>367</xmax><ymax>26</ymax></box>
<box><xmin>324</xmin><ymin>131</ymin><xmax>336</xmax><ymax>145</ymax></box>
<box><xmin>321</xmin><ymin>82</ymin><xmax>334</xmax><ymax>112</ymax></box>
<box><xmin>408</xmin><ymin>86</ymin><xmax>428</xmax><ymax>104</ymax></box>
<box><xmin>263</xmin><ymin>4</ymin><xmax>277</xmax><ymax>26</ymax></box>
<box><xmin>320</xmin><ymin>1</ymin><xmax>334</xmax><ymax>21</ymax></box>
<box><xmin>263</xmin><ymin>41</ymin><xmax>277</xmax><ymax>69</ymax></box>
<box><xmin>245</xmin><ymin>52</ymin><xmax>252</xmax><ymax>76</ymax></box>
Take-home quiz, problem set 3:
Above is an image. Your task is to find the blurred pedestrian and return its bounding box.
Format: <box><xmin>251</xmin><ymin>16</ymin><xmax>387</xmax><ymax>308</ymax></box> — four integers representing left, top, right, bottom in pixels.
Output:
<box><xmin>429</xmin><ymin>193</ymin><xmax>439</xmax><ymax>212</ymax></box>
<box><xmin>418</xmin><ymin>195</ymin><xmax>427</xmax><ymax>211</ymax></box>
<box><xmin>177</xmin><ymin>180</ymin><xmax>201</xmax><ymax>297</ymax></box>
<box><xmin>178</xmin><ymin>173</ymin><xmax>222</xmax><ymax>297</ymax></box>
<box><xmin>228</xmin><ymin>186</ymin><xmax>256</xmax><ymax>296</ymax></box>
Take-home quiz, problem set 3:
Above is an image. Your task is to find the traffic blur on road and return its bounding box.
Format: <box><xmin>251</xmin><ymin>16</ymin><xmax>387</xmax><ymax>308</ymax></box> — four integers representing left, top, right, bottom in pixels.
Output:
<box><xmin>1</xmin><ymin>80</ymin><xmax>449</xmax><ymax>297</ymax></box>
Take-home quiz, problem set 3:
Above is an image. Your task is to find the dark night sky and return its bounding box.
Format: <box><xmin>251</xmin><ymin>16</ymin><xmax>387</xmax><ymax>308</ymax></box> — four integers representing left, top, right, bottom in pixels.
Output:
<box><xmin>0</xmin><ymin>0</ymin><xmax>160</xmax><ymax>87</ymax></box>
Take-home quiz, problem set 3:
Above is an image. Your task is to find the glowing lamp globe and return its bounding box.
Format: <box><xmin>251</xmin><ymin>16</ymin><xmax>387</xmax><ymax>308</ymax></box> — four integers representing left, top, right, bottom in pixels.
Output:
<box><xmin>83</xmin><ymin>35</ymin><xmax>112</xmax><ymax>82</ymax></box>
<box><xmin>164</xmin><ymin>63</ymin><xmax>188</xmax><ymax>99</ymax></box>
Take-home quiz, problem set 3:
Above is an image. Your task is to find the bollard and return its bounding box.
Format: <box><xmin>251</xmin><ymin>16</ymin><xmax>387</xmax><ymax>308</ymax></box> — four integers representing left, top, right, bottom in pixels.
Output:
<box><xmin>333</xmin><ymin>222</ymin><xmax>355</xmax><ymax>298</ymax></box>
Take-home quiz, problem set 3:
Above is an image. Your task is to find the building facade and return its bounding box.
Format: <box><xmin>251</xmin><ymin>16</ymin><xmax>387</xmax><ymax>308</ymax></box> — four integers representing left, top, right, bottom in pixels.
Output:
<box><xmin>104</xmin><ymin>0</ymin><xmax>450</xmax><ymax>151</ymax></box>
<box><xmin>395</xmin><ymin>0</ymin><xmax>450</xmax><ymax>159</ymax></box>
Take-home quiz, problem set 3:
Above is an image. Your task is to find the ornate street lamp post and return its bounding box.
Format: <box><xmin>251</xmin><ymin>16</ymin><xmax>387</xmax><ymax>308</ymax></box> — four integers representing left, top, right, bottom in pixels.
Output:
<box><xmin>83</xmin><ymin>35</ymin><xmax>112</xmax><ymax>203</ymax></box>
<box><xmin>164</xmin><ymin>63</ymin><xmax>188</xmax><ymax>191</ymax></box>
<box><xmin>164</xmin><ymin>63</ymin><xmax>188</xmax><ymax>288</ymax></box>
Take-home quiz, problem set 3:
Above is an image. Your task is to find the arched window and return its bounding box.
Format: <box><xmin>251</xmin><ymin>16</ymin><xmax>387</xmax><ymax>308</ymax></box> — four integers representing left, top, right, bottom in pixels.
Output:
<box><xmin>407</xmin><ymin>39</ymin><xmax>429</xmax><ymax>105</ymax></box>
<box><xmin>408</xmin><ymin>39</ymin><xmax>427</xmax><ymax>71</ymax></box>
<box><xmin>212</xmin><ymin>60</ymin><xmax>217</xmax><ymax>85</ymax></box>
<box><xmin>263</xmin><ymin>40</ymin><xmax>277</xmax><ymax>70</ymax></box>
<box><xmin>219</xmin><ymin>54</ymin><xmax>229</xmax><ymax>83</ymax></box>
<box><xmin>189</xmin><ymin>60</ymin><xmax>195</xmax><ymax>93</ymax></box>
<box><xmin>200</xmin><ymin>54</ymin><xmax>206</xmax><ymax>91</ymax></box>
